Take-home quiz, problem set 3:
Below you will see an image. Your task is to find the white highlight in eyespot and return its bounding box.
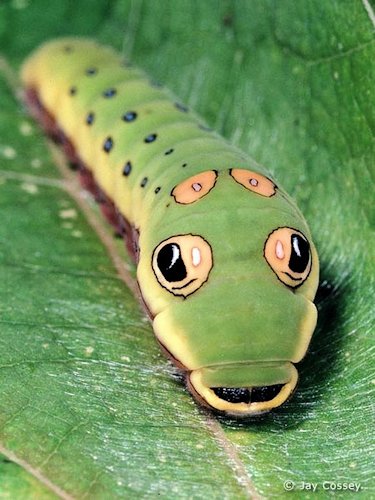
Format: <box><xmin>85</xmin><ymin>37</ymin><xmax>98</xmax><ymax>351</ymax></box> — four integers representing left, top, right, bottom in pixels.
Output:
<box><xmin>192</xmin><ymin>182</ymin><xmax>202</xmax><ymax>192</ymax></box>
<box><xmin>192</xmin><ymin>247</ymin><xmax>201</xmax><ymax>266</ymax></box>
<box><xmin>168</xmin><ymin>244</ymin><xmax>180</xmax><ymax>270</ymax></box>
<box><xmin>292</xmin><ymin>236</ymin><xmax>301</xmax><ymax>257</ymax></box>
<box><xmin>276</xmin><ymin>240</ymin><xmax>285</xmax><ymax>259</ymax></box>
<box><xmin>168</xmin><ymin>245</ymin><xmax>180</xmax><ymax>269</ymax></box>
<box><xmin>250</xmin><ymin>178</ymin><xmax>258</xmax><ymax>186</ymax></box>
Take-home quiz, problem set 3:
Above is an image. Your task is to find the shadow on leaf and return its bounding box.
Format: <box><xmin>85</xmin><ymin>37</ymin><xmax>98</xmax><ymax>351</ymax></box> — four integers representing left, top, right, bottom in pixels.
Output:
<box><xmin>216</xmin><ymin>259</ymin><xmax>347</xmax><ymax>431</ymax></box>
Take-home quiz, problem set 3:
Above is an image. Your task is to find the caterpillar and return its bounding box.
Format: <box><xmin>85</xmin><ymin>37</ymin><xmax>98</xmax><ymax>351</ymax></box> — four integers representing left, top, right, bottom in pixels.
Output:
<box><xmin>21</xmin><ymin>38</ymin><xmax>319</xmax><ymax>416</ymax></box>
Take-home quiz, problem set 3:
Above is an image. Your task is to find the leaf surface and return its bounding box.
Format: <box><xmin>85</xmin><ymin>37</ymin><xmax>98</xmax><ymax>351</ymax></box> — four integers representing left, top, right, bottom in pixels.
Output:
<box><xmin>0</xmin><ymin>0</ymin><xmax>374</xmax><ymax>498</ymax></box>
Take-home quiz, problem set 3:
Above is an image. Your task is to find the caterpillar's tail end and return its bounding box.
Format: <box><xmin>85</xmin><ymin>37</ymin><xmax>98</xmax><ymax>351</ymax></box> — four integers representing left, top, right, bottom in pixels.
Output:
<box><xmin>187</xmin><ymin>365</ymin><xmax>298</xmax><ymax>417</ymax></box>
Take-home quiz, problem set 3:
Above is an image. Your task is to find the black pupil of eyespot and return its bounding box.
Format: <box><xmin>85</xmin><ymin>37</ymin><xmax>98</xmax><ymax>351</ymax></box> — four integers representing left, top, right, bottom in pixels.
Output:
<box><xmin>289</xmin><ymin>234</ymin><xmax>310</xmax><ymax>273</ymax></box>
<box><xmin>157</xmin><ymin>243</ymin><xmax>187</xmax><ymax>282</ymax></box>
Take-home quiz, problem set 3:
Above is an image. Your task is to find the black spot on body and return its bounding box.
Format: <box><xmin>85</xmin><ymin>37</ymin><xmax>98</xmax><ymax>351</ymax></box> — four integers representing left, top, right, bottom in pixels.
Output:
<box><xmin>69</xmin><ymin>86</ymin><xmax>77</xmax><ymax>96</ymax></box>
<box><xmin>140</xmin><ymin>177</ymin><xmax>148</xmax><ymax>187</ymax></box>
<box><xmin>122</xmin><ymin>161</ymin><xmax>132</xmax><ymax>176</ymax></box>
<box><xmin>157</xmin><ymin>243</ymin><xmax>187</xmax><ymax>282</ymax></box>
<box><xmin>122</xmin><ymin>111</ymin><xmax>137</xmax><ymax>122</ymax></box>
<box><xmin>165</xmin><ymin>148</ymin><xmax>174</xmax><ymax>155</ymax></box>
<box><xmin>103</xmin><ymin>137</ymin><xmax>114</xmax><ymax>153</ymax></box>
<box><xmin>86</xmin><ymin>67</ymin><xmax>97</xmax><ymax>76</ymax></box>
<box><xmin>144</xmin><ymin>133</ymin><xmax>157</xmax><ymax>143</ymax></box>
<box><xmin>86</xmin><ymin>112</ymin><xmax>95</xmax><ymax>125</ymax></box>
<box><xmin>154</xmin><ymin>187</ymin><xmax>161</xmax><ymax>194</ymax></box>
<box><xmin>182</xmin><ymin>163</ymin><xmax>187</xmax><ymax>168</ymax></box>
<box><xmin>103</xmin><ymin>88</ymin><xmax>117</xmax><ymax>98</ymax></box>
<box><xmin>289</xmin><ymin>234</ymin><xmax>310</xmax><ymax>273</ymax></box>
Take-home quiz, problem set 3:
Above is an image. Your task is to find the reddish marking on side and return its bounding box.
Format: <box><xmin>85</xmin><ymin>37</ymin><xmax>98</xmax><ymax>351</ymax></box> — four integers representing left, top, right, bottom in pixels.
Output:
<box><xmin>24</xmin><ymin>86</ymin><xmax>139</xmax><ymax>265</ymax></box>
<box><xmin>25</xmin><ymin>87</ymin><xmax>191</xmax><ymax>384</ymax></box>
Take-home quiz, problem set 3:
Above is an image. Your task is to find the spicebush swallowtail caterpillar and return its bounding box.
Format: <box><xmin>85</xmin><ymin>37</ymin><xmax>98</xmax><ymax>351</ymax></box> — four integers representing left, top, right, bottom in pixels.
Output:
<box><xmin>21</xmin><ymin>38</ymin><xmax>319</xmax><ymax>416</ymax></box>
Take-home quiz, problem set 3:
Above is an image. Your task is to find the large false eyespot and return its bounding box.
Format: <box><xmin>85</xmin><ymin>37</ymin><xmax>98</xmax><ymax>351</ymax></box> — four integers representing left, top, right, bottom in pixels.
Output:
<box><xmin>152</xmin><ymin>235</ymin><xmax>213</xmax><ymax>297</ymax></box>
<box><xmin>171</xmin><ymin>171</ymin><xmax>218</xmax><ymax>204</ymax></box>
<box><xmin>264</xmin><ymin>227</ymin><xmax>312</xmax><ymax>288</ymax></box>
<box><xmin>230</xmin><ymin>168</ymin><xmax>276</xmax><ymax>197</ymax></box>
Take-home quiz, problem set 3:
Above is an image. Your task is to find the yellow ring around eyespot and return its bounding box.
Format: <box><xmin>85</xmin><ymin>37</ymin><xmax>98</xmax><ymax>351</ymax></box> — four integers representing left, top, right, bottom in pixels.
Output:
<box><xmin>264</xmin><ymin>227</ymin><xmax>312</xmax><ymax>288</ymax></box>
<box><xmin>152</xmin><ymin>234</ymin><xmax>213</xmax><ymax>298</ymax></box>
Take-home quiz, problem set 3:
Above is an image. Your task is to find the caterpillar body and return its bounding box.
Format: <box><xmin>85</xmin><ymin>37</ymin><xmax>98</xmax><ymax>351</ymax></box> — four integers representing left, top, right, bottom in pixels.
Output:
<box><xmin>21</xmin><ymin>39</ymin><xmax>319</xmax><ymax>416</ymax></box>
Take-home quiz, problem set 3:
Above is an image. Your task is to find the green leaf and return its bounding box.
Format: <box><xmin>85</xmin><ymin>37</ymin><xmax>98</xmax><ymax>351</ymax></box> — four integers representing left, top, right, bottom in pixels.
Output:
<box><xmin>0</xmin><ymin>453</ymin><xmax>56</xmax><ymax>499</ymax></box>
<box><xmin>0</xmin><ymin>0</ymin><xmax>374</xmax><ymax>498</ymax></box>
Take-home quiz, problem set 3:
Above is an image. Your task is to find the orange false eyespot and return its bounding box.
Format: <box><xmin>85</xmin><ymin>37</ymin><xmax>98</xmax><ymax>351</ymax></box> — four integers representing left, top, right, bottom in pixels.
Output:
<box><xmin>171</xmin><ymin>170</ymin><xmax>218</xmax><ymax>204</ymax></box>
<box><xmin>264</xmin><ymin>227</ymin><xmax>312</xmax><ymax>288</ymax></box>
<box><xmin>230</xmin><ymin>168</ymin><xmax>276</xmax><ymax>197</ymax></box>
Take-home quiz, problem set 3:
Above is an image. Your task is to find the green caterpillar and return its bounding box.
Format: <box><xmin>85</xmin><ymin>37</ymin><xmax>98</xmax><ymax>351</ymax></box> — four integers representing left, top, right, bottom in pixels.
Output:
<box><xmin>21</xmin><ymin>38</ymin><xmax>319</xmax><ymax>416</ymax></box>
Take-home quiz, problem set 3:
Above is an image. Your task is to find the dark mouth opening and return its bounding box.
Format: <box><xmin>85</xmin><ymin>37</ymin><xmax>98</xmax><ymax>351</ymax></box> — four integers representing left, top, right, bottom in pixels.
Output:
<box><xmin>212</xmin><ymin>384</ymin><xmax>284</xmax><ymax>404</ymax></box>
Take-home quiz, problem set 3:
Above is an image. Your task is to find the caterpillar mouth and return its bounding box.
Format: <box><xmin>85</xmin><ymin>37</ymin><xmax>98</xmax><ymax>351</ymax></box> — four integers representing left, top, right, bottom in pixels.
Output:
<box><xmin>212</xmin><ymin>384</ymin><xmax>284</xmax><ymax>404</ymax></box>
<box><xmin>188</xmin><ymin>366</ymin><xmax>298</xmax><ymax>416</ymax></box>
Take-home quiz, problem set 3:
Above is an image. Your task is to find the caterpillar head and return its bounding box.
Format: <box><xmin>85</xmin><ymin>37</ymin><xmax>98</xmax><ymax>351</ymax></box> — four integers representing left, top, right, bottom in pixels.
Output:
<box><xmin>138</xmin><ymin>169</ymin><xmax>319</xmax><ymax>416</ymax></box>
